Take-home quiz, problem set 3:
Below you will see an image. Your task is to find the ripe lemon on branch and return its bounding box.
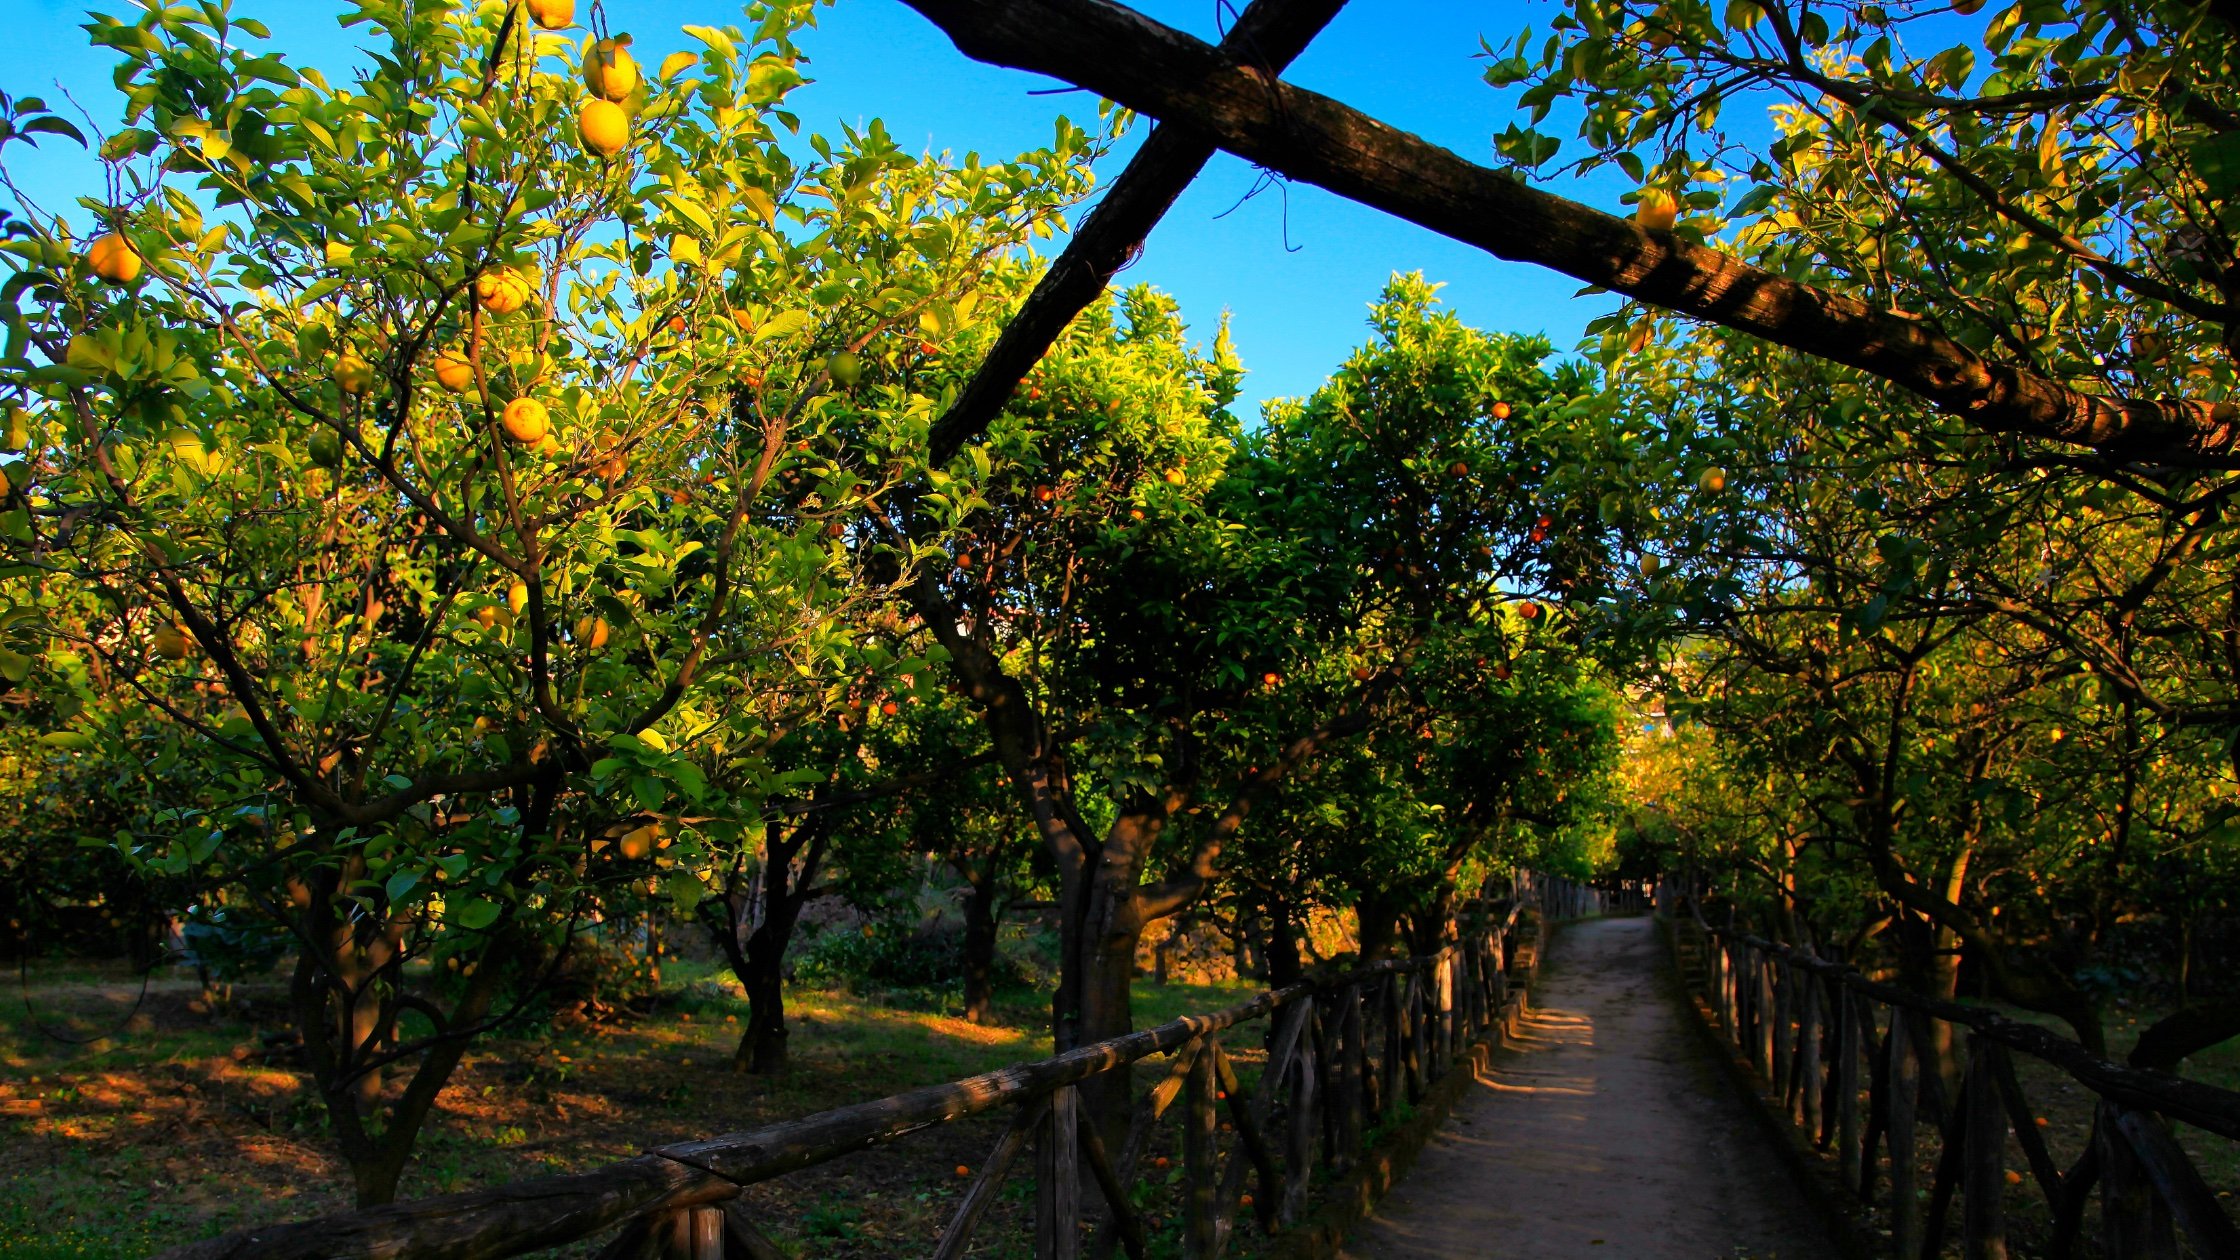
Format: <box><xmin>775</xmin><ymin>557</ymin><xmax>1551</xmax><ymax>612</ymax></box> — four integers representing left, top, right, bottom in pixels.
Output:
<box><xmin>577</xmin><ymin>99</ymin><xmax>629</xmax><ymax>157</ymax></box>
<box><xmin>86</xmin><ymin>232</ymin><xmax>142</xmax><ymax>284</ymax></box>
<box><xmin>333</xmin><ymin>352</ymin><xmax>375</xmax><ymax>396</ymax></box>
<box><xmin>433</xmin><ymin>350</ymin><xmax>476</xmax><ymax>394</ymax></box>
<box><xmin>502</xmin><ymin>397</ymin><xmax>550</xmax><ymax>445</ymax></box>
<box><xmin>523</xmin><ymin>0</ymin><xmax>573</xmax><ymax>29</ymax></box>
<box><xmin>583</xmin><ymin>36</ymin><xmax>638</xmax><ymax>102</ymax></box>
<box><xmin>475</xmin><ymin>267</ymin><xmax>533</xmax><ymax>315</ymax></box>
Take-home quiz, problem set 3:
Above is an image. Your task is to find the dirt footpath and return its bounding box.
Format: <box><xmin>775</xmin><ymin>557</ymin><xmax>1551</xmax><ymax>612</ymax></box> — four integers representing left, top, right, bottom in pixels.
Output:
<box><xmin>1342</xmin><ymin>916</ymin><xmax>1839</xmax><ymax>1259</ymax></box>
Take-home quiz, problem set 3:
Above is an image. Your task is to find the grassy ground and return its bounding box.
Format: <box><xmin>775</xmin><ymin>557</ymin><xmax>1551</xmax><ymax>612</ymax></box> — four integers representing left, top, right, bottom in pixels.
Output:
<box><xmin>0</xmin><ymin>958</ymin><xmax>1277</xmax><ymax>1260</ymax></box>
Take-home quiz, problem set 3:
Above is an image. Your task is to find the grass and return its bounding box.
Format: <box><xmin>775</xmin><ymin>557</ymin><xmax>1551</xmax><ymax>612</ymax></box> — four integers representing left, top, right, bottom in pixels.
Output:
<box><xmin>0</xmin><ymin>958</ymin><xmax>1283</xmax><ymax>1260</ymax></box>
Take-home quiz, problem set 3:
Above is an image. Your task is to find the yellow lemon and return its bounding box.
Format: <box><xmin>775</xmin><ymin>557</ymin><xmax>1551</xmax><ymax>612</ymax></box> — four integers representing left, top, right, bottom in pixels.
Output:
<box><xmin>524</xmin><ymin>0</ymin><xmax>574</xmax><ymax>28</ymax></box>
<box><xmin>334</xmin><ymin>353</ymin><xmax>376</xmax><ymax>396</ymax></box>
<box><xmin>87</xmin><ymin>232</ymin><xmax>142</xmax><ymax>284</ymax></box>
<box><xmin>574</xmin><ymin>615</ymin><xmax>609</xmax><ymax>650</ymax></box>
<box><xmin>576</xmin><ymin>99</ymin><xmax>629</xmax><ymax>157</ymax></box>
<box><xmin>1634</xmin><ymin>188</ymin><xmax>1678</xmax><ymax>232</ymax></box>
<box><xmin>475</xmin><ymin>267</ymin><xmax>533</xmax><ymax>315</ymax></box>
<box><xmin>507</xmin><ymin>580</ymin><xmax>530</xmax><ymax>616</ymax></box>
<box><xmin>501</xmin><ymin>396</ymin><xmax>549</xmax><ymax>445</ymax></box>
<box><xmin>583</xmin><ymin>38</ymin><xmax>638</xmax><ymax>101</ymax></box>
<box><xmin>433</xmin><ymin>350</ymin><xmax>476</xmax><ymax>394</ymax></box>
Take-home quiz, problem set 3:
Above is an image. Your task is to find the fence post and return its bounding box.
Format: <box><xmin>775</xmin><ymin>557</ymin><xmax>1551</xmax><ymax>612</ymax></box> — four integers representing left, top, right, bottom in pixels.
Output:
<box><xmin>1285</xmin><ymin>1007</ymin><xmax>1318</xmax><ymax>1221</ymax></box>
<box><xmin>1035</xmin><ymin>1085</ymin><xmax>1082</xmax><ymax>1260</ymax></box>
<box><xmin>1798</xmin><ymin>969</ymin><xmax>1823</xmax><ymax>1136</ymax></box>
<box><xmin>1756</xmin><ymin>954</ymin><xmax>1777</xmax><ymax>1077</ymax></box>
<box><xmin>1890</xmin><ymin>1010</ymin><xmax>1922</xmax><ymax>1259</ymax></box>
<box><xmin>1182</xmin><ymin>1047</ymin><xmax>1218</xmax><ymax>1260</ymax></box>
<box><xmin>1835</xmin><ymin>980</ymin><xmax>1861</xmax><ymax>1191</ymax></box>
<box><xmin>2096</xmin><ymin>1101</ymin><xmax>2179</xmax><ymax>1259</ymax></box>
<box><xmin>1771</xmin><ymin>958</ymin><xmax>1793</xmax><ymax>1102</ymax></box>
<box><xmin>1962</xmin><ymin>1035</ymin><xmax>2009</xmax><ymax>1260</ymax></box>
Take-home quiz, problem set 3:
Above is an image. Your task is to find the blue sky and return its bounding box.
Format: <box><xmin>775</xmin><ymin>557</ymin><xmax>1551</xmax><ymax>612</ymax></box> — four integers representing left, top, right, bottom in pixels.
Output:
<box><xmin>0</xmin><ymin>0</ymin><xmax>1632</xmax><ymax>414</ymax></box>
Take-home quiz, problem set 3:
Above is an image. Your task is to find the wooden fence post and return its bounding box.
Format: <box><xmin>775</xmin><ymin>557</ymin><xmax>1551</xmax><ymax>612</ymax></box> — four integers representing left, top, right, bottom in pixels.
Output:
<box><xmin>2096</xmin><ymin>1101</ymin><xmax>2179</xmax><ymax>1259</ymax></box>
<box><xmin>1962</xmin><ymin>1035</ymin><xmax>2009</xmax><ymax>1260</ymax></box>
<box><xmin>1284</xmin><ymin>1006</ymin><xmax>1318</xmax><ymax>1221</ymax></box>
<box><xmin>1036</xmin><ymin>1085</ymin><xmax>1082</xmax><ymax>1260</ymax></box>
<box><xmin>1182</xmin><ymin>1046</ymin><xmax>1218</xmax><ymax>1260</ymax></box>
<box><xmin>1337</xmin><ymin>984</ymin><xmax>1364</xmax><ymax>1169</ymax></box>
<box><xmin>1772</xmin><ymin>959</ymin><xmax>1793</xmax><ymax>1102</ymax></box>
<box><xmin>1756</xmin><ymin>955</ymin><xmax>1777</xmax><ymax>1077</ymax></box>
<box><xmin>1835</xmin><ymin>982</ymin><xmax>1862</xmax><ymax>1191</ymax></box>
<box><xmin>1797</xmin><ymin>970</ymin><xmax>1823</xmax><ymax>1136</ymax></box>
<box><xmin>1889</xmin><ymin>1009</ymin><xmax>1922</xmax><ymax>1259</ymax></box>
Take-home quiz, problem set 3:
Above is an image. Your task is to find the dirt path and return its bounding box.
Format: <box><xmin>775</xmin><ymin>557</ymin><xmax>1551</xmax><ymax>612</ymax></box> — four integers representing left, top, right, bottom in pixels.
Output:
<box><xmin>1342</xmin><ymin>916</ymin><xmax>1838</xmax><ymax>1259</ymax></box>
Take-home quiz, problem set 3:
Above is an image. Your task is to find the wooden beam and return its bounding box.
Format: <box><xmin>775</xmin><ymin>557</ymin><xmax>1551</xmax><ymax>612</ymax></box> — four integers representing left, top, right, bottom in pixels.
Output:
<box><xmin>925</xmin><ymin>0</ymin><xmax>1347</xmax><ymax>466</ymax></box>
<box><xmin>895</xmin><ymin>0</ymin><xmax>2238</xmax><ymax>464</ymax></box>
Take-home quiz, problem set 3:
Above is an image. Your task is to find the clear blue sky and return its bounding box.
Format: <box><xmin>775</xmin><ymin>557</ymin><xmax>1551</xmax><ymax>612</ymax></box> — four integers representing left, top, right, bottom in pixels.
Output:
<box><xmin>0</xmin><ymin>0</ymin><xmax>1631</xmax><ymax>415</ymax></box>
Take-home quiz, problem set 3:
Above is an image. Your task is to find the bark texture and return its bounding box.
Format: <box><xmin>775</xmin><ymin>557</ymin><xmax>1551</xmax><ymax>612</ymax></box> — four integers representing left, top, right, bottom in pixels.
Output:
<box><xmin>898</xmin><ymin>0</ymin><xmax>2238</xmax><ymax>463</ymax></box>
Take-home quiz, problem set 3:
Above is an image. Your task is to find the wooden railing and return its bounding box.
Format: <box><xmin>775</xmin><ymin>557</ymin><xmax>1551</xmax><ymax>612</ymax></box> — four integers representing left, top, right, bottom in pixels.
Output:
<box><xmin>1668</xmin><ymin>903</ymin><xmax>2240</xmax><ymax>1259</ymax></box>
<box><xmin>166</xmin><ymin>899</ymin><xmax>1551</xmax><ymax>1260</ymax></box>
<box><xmin>1511</xmin><ymin>869</ymin><xmax>1651</xmax><ymax>920</ymax></box>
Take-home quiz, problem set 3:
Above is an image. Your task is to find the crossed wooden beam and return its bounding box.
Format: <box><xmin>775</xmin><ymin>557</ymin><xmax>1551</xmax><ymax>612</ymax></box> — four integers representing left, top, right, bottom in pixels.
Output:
<box><xmin>913</xmin><ymin>0</ymin><xmax>2237</xmax><ymax>467</ymax></box>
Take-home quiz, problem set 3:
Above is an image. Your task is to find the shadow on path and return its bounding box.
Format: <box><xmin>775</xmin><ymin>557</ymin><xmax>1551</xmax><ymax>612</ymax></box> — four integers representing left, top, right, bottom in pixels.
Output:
<box><xmin>1341</xmin><ymin>917</ymin><xmax>1837</xmax><ymax>1259</ymax></box>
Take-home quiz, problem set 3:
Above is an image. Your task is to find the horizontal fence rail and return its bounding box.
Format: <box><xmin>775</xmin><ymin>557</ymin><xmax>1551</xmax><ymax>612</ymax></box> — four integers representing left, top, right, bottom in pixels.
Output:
<box><xmin>162</xmin><ymin>879</ymin><xmax>1611</xmax><ymax>1260</ymax></box>
<box><xmin>1666</xmin><ymin>894</ymin><xmax>2240</xmax><ymax>1260</ymax></box>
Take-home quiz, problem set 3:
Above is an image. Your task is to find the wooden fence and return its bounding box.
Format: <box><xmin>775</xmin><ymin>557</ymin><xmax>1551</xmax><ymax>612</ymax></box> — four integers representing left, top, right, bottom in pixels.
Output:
<box><xmin>163</xmin><ymin>891</ymin><xmax>1579</xmax><ymax>1260</ymax></box>
<box><xmin>1510</xmin><ymin>869</ymin><xmax>1650</xmax><ymax>920</ymax></box>
<box><xmin>1668</xmin><ymin>903</ymin><xmax>2240</xmax><ymax>1259</ymax></box>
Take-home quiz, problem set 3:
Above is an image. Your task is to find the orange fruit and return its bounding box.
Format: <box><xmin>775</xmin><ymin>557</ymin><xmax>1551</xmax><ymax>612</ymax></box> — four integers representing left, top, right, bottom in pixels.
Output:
<box><xmin>577</xmin><ymin>99</ymin><xmax>629</xmax><ymax>157</ymax></box>
<box><xmin>1491</xmin><ymin>400</ymin><xmax>1512</xmax><ymax>420</ymax></box>
<box><xmin>524</xmin><ymin>0</ymin><xmax>574</xmax><ymax>29</ymax></box>
<box><xmin>574</xmin><ymin>615</ymin><xmax>609</xmax><ymax>650</ymax></box>
<box><xmin>1634</xmin><ymin>188</ymin><xmax>1678</xmax><ymax>232</ymax></box>
<box><xmin>476</xmin><ymin>267</ymin><xmax>533</xmax><ymax>315</ymax></box>
<box><xmin>955</xmin><ymin>1165</ymin><xmax>971</xmax><ymax>1178</ymax></box>
<box><xmin>434</xmin><ymin>350</ymin><xmax>476</xmax><ymax>394</ymax></box>
<box><xmin>86</xmin><ymin>232</ymin><xmax>142</xmax><ymax>284</ymax></box>
<box><xmin>583</xmin><ymin>37</ymin><xmax>638</xmax><ymax>101</ymax></box>
<box><xmin>501</xmin><ymin>397</ymin><xmax>550</xmax><ymax>445</ymax></box>
<box><xmin>617</xmin><ymin>824</ymin><xmax>657</xmax><ymax>860</ymax></box>
<box><xmin>1163</xmin><ymin>468</ymin><xmax>1186</xmax><ymax>485</ymax></box>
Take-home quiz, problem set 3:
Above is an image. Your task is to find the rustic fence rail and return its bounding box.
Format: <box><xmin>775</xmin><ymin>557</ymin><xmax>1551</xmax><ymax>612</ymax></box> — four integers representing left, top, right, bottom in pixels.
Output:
<box><xmin>1666</xmin><ymin>895</ymin><xmax>2240</xmax><ymax>1260</ymax></box>
<box><xmin>161</xmin><ymin>881</ymin><xmax>1607</xmax><ymax>1260</ymax></box>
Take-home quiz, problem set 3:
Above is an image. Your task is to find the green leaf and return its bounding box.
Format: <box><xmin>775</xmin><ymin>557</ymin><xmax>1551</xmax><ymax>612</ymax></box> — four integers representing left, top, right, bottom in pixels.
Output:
<box><xmin>451</xmin><ymin>897</ymin><xmax>502</xmax><ymax>930</ymax></box>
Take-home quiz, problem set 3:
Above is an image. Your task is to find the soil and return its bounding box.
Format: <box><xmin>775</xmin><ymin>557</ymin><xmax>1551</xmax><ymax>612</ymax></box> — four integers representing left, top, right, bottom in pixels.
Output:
<box><xmin>1342</xmin><ymin>917</ymin><xmax>1839</xmax><ymax>1259</ymax></box>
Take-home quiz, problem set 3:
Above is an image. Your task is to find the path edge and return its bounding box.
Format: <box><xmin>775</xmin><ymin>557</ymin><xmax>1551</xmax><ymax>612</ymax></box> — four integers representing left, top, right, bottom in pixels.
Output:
<box><xmin>1658</xmin><ymin>916</ymin><xmax>1880</xmax><ymax>1260</ymax></box>
<box><xmin>1260</xmin><ymin>914</ymin><xmax>1552</xmax><ymax>1260</ymax></box>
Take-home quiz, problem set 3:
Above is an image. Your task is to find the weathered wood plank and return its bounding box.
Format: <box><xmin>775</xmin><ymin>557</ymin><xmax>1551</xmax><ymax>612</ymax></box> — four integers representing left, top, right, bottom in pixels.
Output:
<box><xmin>2107</xmin><ymin>1102</ymin><xmax>2240</xmax><ymax>1257</ymax></box>
<box><xmin>2096</xmin><ymin>1100</ymin><xmax>2178</xmax><ymax>1259</ymax></box>
<box><xmin>1074</xmin><ymin>1102</ymin><xmax>1147</xmax><ymax>1260</ymax></box>
<box><xmin>1962</xmin><ymin>1039</ymin><xmax>2009</xmax><ymax>1260</ymax></box>
<box><xmin>1183</xmin><ymin>1043</ymin><xmax>1219</xmax><ymax>1260</ymax></box>
<box><xmin>1213</xmin><ymin>1045</ymin><xmax>1282</xmax><ymax>1234</ymax></box>
<box><xmin>1890</xmin><ymin>1009</ymin><xmax>1922</xmax><ymax>1258</ymax></box>
<box><xmin>1036</xmin><ymin>1085</ymin><xmax>1082</xmax><ymax>1260</ymax></box>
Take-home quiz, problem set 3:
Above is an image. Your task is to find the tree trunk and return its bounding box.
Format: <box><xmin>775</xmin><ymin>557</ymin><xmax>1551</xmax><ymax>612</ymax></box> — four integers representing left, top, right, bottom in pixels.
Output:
<box><xmin>1263</xmin><ymin>892</ymin><xmax>1305</xmax><ymax>988</ymax></box>
<box><xmin>737</xmin><ymin>918</ymin><xmax>792</xmax><ymax>1074</ymax></box>
<box><xmin>1356</xmin><ymin>892</ymin><xmax>1401</xmax><ymax>959</ymax></box>
<box><xmin>960</xmin><ymin>858</ymin><xmax>1000</xmax><ymax>1025</ymax></box>
<box><xmin>711</xmin><ymin>818</ymin><xmax>829</xmax><ymax>1075</ymax></box>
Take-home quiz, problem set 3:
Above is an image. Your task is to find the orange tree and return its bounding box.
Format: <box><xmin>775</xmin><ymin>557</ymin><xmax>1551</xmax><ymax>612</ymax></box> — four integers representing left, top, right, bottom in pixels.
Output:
<box><xmin>863</xmin><ymin>275</ymin><xmax>1647</xmax><ymax>1143</ymax></box>
<box><xmin>0</xmin><ymin>0</ymin><xmax>1095</xmax><ymax>1202</ymax></box>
